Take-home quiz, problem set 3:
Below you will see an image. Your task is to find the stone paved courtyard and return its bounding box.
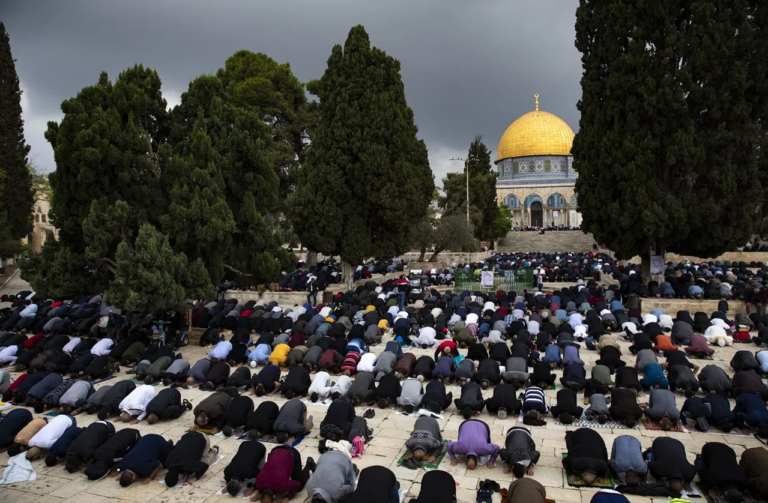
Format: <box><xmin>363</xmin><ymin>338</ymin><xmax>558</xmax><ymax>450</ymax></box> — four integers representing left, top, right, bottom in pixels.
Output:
<box><xmin>0</xmin><ymin>305</ymin><xmax>766</xmax><ymax>503</ymax></box>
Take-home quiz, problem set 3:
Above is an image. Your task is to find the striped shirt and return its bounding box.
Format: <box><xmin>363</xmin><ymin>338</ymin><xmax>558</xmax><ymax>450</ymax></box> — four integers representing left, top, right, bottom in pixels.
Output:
<box><xmin>521</xmin><ymin>387</ymin><xmax>547</xmax><ymax>408</ymax></box>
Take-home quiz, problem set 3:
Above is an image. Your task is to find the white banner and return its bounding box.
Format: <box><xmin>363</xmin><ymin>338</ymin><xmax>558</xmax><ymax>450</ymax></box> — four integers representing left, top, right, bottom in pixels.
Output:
<box><xmin>481</xmin><ymin>271</ymin><xmax>494</xmax><ymax>288</ymax></box>
<box><xmin>650</xmin><ymin>255</ymin><xmax>665</xmax><ymax>275</ymax></box>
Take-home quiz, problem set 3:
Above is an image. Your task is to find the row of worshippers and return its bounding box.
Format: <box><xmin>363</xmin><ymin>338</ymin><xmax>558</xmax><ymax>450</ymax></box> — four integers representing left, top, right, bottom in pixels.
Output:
<box><xmin>424</xmin><ymin>416</ymin><xmax>768</xmax><ymax>503</ymax></box>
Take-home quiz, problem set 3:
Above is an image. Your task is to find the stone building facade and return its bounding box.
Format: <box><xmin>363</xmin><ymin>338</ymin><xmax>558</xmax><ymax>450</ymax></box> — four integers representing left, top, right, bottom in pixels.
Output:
<box><xmin>495</xmin><ymin>95</ymin><xmax>581</xmax><ymax>228</ymax></box>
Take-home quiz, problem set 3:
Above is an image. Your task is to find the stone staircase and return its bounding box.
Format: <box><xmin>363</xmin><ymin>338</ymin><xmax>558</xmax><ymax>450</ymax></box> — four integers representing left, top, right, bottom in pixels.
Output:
<box><xmin>496</xmin><ymin>230</ymin><xmax>612</xmax><ymax>253</ymax></box>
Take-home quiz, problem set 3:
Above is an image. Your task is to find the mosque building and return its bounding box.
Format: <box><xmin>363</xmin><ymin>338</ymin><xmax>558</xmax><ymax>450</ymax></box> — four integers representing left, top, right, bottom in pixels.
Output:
<box><xmin>495</xmin><ymin>94</ymin><xmax>581</xmax><ymax>228</ymax></box>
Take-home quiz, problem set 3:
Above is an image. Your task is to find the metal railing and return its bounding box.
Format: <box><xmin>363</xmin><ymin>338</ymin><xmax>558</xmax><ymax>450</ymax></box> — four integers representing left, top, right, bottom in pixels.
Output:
<box><xmin>453</xmin><ymin>269</ymin><xmax>535</xmax><ymax>292</ymax></box>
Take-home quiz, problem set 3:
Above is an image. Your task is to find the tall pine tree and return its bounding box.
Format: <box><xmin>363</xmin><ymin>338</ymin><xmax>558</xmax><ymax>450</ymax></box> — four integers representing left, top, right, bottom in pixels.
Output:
<box><xmin>440</xmin><ymin>135</ymin><xmax>501</xmax><ymax>241</ymax></box>
<box><xmin>574</xmin><ymin>0</ymin><xmax>768</xmax><ymax>277</ymax></box>
<box><xmin>290</xmin><ymin>25</ymin><xmax>434</xmax><ymax>284</ymax></box>
<box><xmin>0</xmin><ymin>23</ymin><xmax>34</xmax><ymax>246</ymax></box>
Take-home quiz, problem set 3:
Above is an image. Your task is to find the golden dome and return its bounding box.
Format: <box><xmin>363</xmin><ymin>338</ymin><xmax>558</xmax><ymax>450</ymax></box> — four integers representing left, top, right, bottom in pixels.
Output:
<box><xmin>497</xmin><ymin>101</ymin><xmax>575</xmax><ymax>160</ymax></box>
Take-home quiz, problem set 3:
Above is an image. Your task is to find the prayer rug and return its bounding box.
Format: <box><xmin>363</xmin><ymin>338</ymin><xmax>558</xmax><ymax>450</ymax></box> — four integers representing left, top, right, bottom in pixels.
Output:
<box><xmin>641</xmin><ymin>416</ymin><xmax>685</xmax><ymax>433</ymax></box>
<box><xmin>397</xmin><ymin>440</ymin><xmax>448</xmax><ymax>469</ymax></box>
<box><xmin>396</xmin><ymin>409</ymin><xmax>445</xmax><ymax>420</ymax></box>
<box><xmin>700</xmin><ymin>424</ymin><xmax>753</xmax><ymax>437</ymax></box>
<box><xmin>91</xmin><ymin>375</ymin><xmax>117</xmax><ymax>385</ymax></box>
<box><xmin>256</xmin><ymin>431</ymin><xmax>309</xmax><ymax>447</ymax></box>
<box><xmin>554</xmin><ymin>411</ymin><xmax>639</xmax><ymax>430</ymax></box>
<box><xmin>562</xmin><ymin>453</ymin><xmax>614</xmax><ymax>488</ymax></box>
<box><xmin>43</xmin><ymin>411</ymin><xmax>59</xmax><ymax>417</ymax></box>
<box><xmin>688</xmin><ymin>355</ymin><xmax>714</xmax><ymax>361</ymax></box>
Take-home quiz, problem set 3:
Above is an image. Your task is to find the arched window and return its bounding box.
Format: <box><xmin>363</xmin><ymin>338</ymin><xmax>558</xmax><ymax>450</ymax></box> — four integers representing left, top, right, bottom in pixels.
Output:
<box><xmin>35</xmin><ymin>214</ymin><xmax>39</xmax><ymax>223</ymax></box>
<box><xmin>41</xmin><ymin>214</ymin><xmax>46</xmax><ymax>223</ymax></box>
<box><xmin>570</xmin><ymin>196</ymin><xmax>579</xmax><ymax>208</ymax></box>
<box><xmin>547</xmin><ymin>193</ymin><xmax>567</xmax><ymax>208</ymax></box>
<box><xmin>503</xmin><ymin>194</ymin><xmax>520</xmax><ymax>209</ymax></box>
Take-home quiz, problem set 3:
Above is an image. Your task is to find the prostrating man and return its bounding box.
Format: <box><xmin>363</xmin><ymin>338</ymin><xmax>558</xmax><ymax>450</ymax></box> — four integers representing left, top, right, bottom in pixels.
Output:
<box><xmin>551</xmin><ymin>388</ymin><xmax>583</xmax><ymax>425</ymax></box>
<box><xmin>246</xmin><ymin>401</ymin><xmax>281</xmax><ymax>439</ymax></box>
<box><xmin>643</xmin><ymin>388</ymin><xmax>680</xmax><ymax>431</ymax></box>
<box><xmin>6</xmin><ymin>414</ymin><xmax>47</xmax><ymax>457</ymax></box>
<box><xmin>117</xmin><ymin>384</ymin><xmax>156</xmax><ymax>423</ymax></box>
<box><xmin>84</xmin><ymin>427</ymin><xmax>141</xmax><ymax>480</ymax></box>
<box><xmin>223</xmin><ymin>440</ymin><xmax>267</xmax><ymax>497</ymax></box>
<box><xmin>608</xmin><ymin>388</ymin><xmax>643</xmax><ymax>428</ymax></box>
<box><xmin>280</xmin><ymin>365</ymin><xmax>311</xmax><ymax>399</ymax></box>
<box><xmin>609</xmin><ymin>435</ymin><xmax>647</xmax><ymax>486</ymax></box>
<box><xmin>454</xmin><ymin>381</ymin><xmax>485</xmax><ymax>419</ymax></box>
<box><xmin>25</xmin><ymin>414</ymin><xmax>76</xmax><ymax>461</ymax></box>
<box><xmin>734</xmin><ymin>393</ymin><xmax>768</xmax><ymax>437</ymax></box>
<box><xmin>697</xmin><ymin>442</ymin><xmax>749</xmax><ymax>503</ymax></box>
<box><xmin>309</xmin><ymin>371</ymin><xmax>333</xmax><ymax>403</ymax></box>
<box><xmin>562</xmin><ymin>428</ymin><xmax>609</xmax><ymax>485</ymax></box>
<box><xmin>420</xmin><ymin>380</ymin><xmax>453</xmax><ymax>414</ymax></box>
<box><xmin>738</xmin><ymin>447</ymin><xmax>768</xmax><ymax>499</ymax></box>
<box><xmin>446</xmin><ymin>419</ymin><xmax>499</xmax><ymax>470</ymax></box>
<box><xmin>253</xmin><ymin>445</ymin><xmax>316</xmax><ymax>503</ymax></box>
<box><xmin>222</xmin><ymin>395</ymin><xmax>255</xmax><ymax>437</ymax></box>
<box><xmin>499</xmin><ymin>426</ymin><xmax>539</xmax><ymax>477</ymax></box>
<box><xmin>647</xmin><ymin>437</ymin><xmax>696</xmax><ymax>494</ymax></box>
<box><xmin>253</xmin><ymin>364</ymin><xmax>281</xmax><ymax>397</ymax></box>
<box><xmin>118</xmin><ymin>433</ymin><xmax>172</xmax><ymax>487</ymax></box>
<box><xmin>305</xmin><ymin>443</ymin><xmax>357</xmax><ymax>503</ymax></box>
<box><xmin>506</xmin><ymin>478</ymin><xmax>546</xmax><ymax>503</ymax></box>
<box><xmin>164</xmin><ymin>431</ymin><xmax>219</xmax><ymax>487</ymax></box>
<box><xmin>484</xmin><ymin>381</ymin><xmax>522</xmax><ymax>419</ymax></box>
<box><xmin>273</xmin><ymin>398</ymin><xmax>313</xmax><ymax>443</ymax></box>
<box><xmin>97</xmin><ymin>379</ymin><xmax>136</xmax><ymax>419</ymax></box>
<box><xmin>65</xmin><ymin>420</ymin><xmax>115</xmax><ymax>473</ymax></box>
<box><xmin>0</xmin><ymin>409</ymin><xmax>32</xmax><ymax>448</ymax></box>
<box><xmin>397</xmin><ymin>377</ymin><xmax>423</xmax><ymax>414</ymax></box>
<box><xmin>703</xmin><ymin>393</ymin><xmax>736</xmax><ymax>432</ymax></box>
<box><xmin>404</xmin><ymin>416</ymin><xmax>443</xmax><ymax>463</ymax></box>
<box><xmin>343</xmin><ymin>466</ymin><xmax>400</xmax><ymax>503</ymax></box>
<box><xmin>193</xmin><ymin>390</ymin><xmax>234</xmax><ymax>432</ymax></box>
<box><xmin>145</xmin><ymin>387</ymin><xmax>192</xmax><ymax>424</ymax></box>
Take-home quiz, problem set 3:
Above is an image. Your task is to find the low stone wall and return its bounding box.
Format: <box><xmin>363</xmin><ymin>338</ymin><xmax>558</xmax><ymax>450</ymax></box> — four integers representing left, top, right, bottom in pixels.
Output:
<box><xmin>625</xmin><ymin>252</ymin><xmax>768</xmax><ymax>265</ymax></box>
<box><xmin>401</xmin><ymin>251</ymin><xmax>491</xmax><ymax>263</ymax></box>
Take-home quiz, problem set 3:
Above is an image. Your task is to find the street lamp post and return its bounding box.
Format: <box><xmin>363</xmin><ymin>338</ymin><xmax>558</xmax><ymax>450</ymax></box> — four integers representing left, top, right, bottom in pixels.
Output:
<box><xmin>449</xmin><ymin>157</ymin><xmax>470</xmax><ymax>226</ymax></box>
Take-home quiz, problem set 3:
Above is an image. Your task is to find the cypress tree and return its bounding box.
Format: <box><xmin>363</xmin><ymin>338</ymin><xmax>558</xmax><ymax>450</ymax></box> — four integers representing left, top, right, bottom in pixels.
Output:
<box><xmin>574</xmin><ymin>0</ymin><xmax>768</xmax><ymax>276</ymax></box>
<box><xmin>0</xmin><ymin>23</ymin><xmax>34</xmax><ymax>243</ymax></box>
<box><xmin>291</xmin><ymin>25</ymin><xmax>434</xmax><ymax>284</ymax></box>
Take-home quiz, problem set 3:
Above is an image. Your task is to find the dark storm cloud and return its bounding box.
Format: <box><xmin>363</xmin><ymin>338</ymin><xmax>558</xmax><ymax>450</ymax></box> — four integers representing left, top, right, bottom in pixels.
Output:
<box><xmin>3</xmin><ymin>0</ymin><xmax>582</xmax><ymax>184</ymax></box>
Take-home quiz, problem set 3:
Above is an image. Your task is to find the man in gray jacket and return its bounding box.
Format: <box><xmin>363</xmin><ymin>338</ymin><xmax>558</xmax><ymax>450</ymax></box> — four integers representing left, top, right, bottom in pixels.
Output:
<box><xmin>305</xmin><ymin>446</ymin><xmax>357</xmax><ymax>503</ymax></box>
<box><xmin>499</xmin><ymin>426</ymin><xmax>540</xmax><ymax>478</ymax></box>
<box><xmin>373</xmin><ymin>351</ymin><xmax>396</xmax><ymax>382</ymax></box>
<box><xmin>397</xmin><ymin>378</ymin><xmax>423</xmax><ymax>414</ymax></box>
<box><xmin>162</xmin><ymin>358</ymin><xmax>190</xmax><ymax>386</ymax></box>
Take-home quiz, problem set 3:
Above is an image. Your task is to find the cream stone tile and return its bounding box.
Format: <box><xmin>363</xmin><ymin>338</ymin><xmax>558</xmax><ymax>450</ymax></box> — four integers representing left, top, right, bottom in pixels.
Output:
<box><xmin>529</xmin><ymin>465</ymin><xmax>564</xmax><ymax>488</ymax></box>
<box><xmin>62</xmin><ymin>493</ymin><xmax>114</xmax><ymax>503</ymax></box>
<box><xmin>545</xmin><ymin>487</ymin><xmax>584</xmax><ymax>502</ymax></box>
<box><xmin>2</xmin><ymin>474</ymin><xmax>71</xmax><ymax>495</ymax></box>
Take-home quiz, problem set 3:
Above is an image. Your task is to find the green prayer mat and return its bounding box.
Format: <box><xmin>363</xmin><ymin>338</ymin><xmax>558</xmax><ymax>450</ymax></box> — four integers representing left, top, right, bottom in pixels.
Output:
<box><xmin>561</xmin><ymin>453</ymin><xmax>614</xmax><ymax>488</ymax></box>
<box><xmin>44</xmin><ymin>411</ymin><xmax>60</xmax><ymax>417</ymax></box>
<box><xmin>397</xmin><ymin>439</ymin><xmax>448</xmax><ymax>469</ymax></box>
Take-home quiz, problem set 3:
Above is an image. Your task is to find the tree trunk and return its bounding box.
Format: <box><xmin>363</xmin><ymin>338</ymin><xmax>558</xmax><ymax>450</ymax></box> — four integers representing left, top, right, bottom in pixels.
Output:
<box><xmin>640</xmin><ymin>251</ymin><xmax>651</xmax><ymax>285</ymax></box>
<box><xmin>306</xmin><ymin>250</ymin><xmax>318</xmax><ymax>267</ymax></box>
<box><xmin>428</xmin><ymin>248</ymin><xmax>444</xmax><ymax>262</ymax></box>
<box><xmin>418</xmin><ymin>247</ymin><xmax>426</xmax><ymax>262</ymax></box>
<box><xmin>342</xmin><ymin>261</ymin><xmax>355</xmax><ymax>290</ymax></box>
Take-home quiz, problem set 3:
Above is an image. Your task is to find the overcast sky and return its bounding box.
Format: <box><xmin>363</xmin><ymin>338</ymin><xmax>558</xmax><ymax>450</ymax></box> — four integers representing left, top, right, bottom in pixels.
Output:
<box><xmin>3</xmin><ymin>0</ymin><xmax>582</xmax><ymax>184</ymax></box>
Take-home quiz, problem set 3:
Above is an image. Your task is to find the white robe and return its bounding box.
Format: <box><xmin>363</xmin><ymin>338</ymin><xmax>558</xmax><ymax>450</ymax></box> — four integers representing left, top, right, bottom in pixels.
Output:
<box><xmin>330</xmin><ymin>375</ymin><xmax>352</xmax><ymax>396</ymax></box>
<box><xmin>356</xmin><ymin>353</ymin><xmax>377</xmax><ymax>373</ymax></box>
<box><xmin>29</xmin><ymin>415</ymin><xmax>74</xmax><ymax>449</ymax></box>
<box><xmin>90</xmin><ymin>338</ymin><xmax>114</xmax><ymax>356</ymax></box>
<box><xmin>62</xmin><ymin>337</ymin><xmax>81</xmax><ymax>355</ymax></box>
<box><xmin>308</xmin><ymin>371</ymin><xmax>332</xmax><ymax>399</ymax></box>
<box><xmin>118</xmin><ymin>385</ymin><xmax>155</xmax><ymax>421</ymax></box>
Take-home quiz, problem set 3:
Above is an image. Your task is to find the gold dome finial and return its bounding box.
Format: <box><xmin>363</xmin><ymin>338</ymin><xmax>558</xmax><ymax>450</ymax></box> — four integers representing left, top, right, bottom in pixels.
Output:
<box><xmin>534</xmin><ymin>93</ymin><xmax>539</xmax><ymax>111</ymax></box>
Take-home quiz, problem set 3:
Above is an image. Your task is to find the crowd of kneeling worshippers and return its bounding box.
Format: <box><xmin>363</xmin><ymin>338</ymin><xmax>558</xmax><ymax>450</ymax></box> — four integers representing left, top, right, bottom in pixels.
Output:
<box><xmin>4</xmin><ymin>281</ymin><xmax>768</xmax><ymax>503</ymax></box>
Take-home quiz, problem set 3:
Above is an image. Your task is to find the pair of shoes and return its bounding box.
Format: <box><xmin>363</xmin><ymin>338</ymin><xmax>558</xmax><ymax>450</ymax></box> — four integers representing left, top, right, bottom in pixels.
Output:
<box><xmin>363</xmin><ymin>409</ymin><xmax>375</xmax><ymax>419</ymax></box>
<box><xmin>402</xmin><ymin>458</ymin><xmax>422</xmax><ymax>470</ymax></box>
<box><xmin>483</xmin><ymin>479</ymin><xmax>500</xmax><ymax>492</ymax></box>
<box><xmin>183</xmin><ymin>399</ymin><xmax>193</xmax><ymax>411</ymax></box>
